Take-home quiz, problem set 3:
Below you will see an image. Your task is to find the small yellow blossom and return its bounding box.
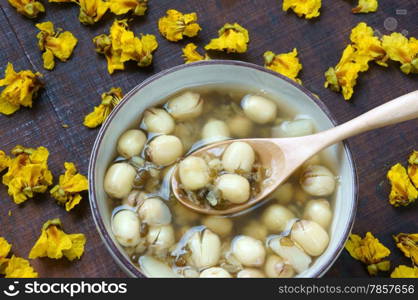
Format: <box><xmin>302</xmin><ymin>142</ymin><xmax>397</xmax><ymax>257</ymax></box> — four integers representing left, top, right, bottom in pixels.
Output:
<box><xmin>205</xmin><ymin>23</ymin><xmax>249</xmax><ymax>54</ymax></box>
<box><xmin>264</xmin><ymin>48</ymin><xmax>303</xmax><ymax>84</ymax></box>
<box><xmin>350</xmin><ymin>22</ymin><xmax>387</xmax><ymax>66</ymax></box>
<box><xmin>50</xmin><ymin>162</ymin><xmax>88</xmax><ymax>212</ymax></box>
<box><xmin>49</xmin><ymin>0</ymin><xmax>109</xmax><ymax>25</ymax></box>
<box><xmin>182</xmin><ymin>43</ymin><xmax>209</xmax><ymax>63</ymax></box>
<box><xmin>2</xmin><ymin>145</ymin><xmax>53</xmax><ymax>204</ymax></box>
<box><xmin>382</xmin><ymin>33</ymin><xmax>418</xmax><ymax>74</ymax></box>
<box><xmin>0</xmin><ymin>237</ymin><xmax>38</xmax><ymax>278</ymax></box>
<box><xmin>36</xmin><ymin>21</ymin><xmax>78</xmax><ymax>70</ymax></box>
<box><xmin>0</xmin><ymin>151</ymin><xmax>11</xmax><ymax>172</ymax></box>
<box><xmin>109</xmin><ymin>0</ymin><xmax>148</xmax><ymax>16</ymax></box>
<box><xmin>324</xmin><ymin>23</ymin><xmax>386</xmax><ymax>100</ymax></box>
<box><xmin>408</xmin><ymin>151</ymin><xmax>418</xmax><ymax>188</ymax></box>
<box><xmin>8</xmin><ymin>0</ymin><xmax>45</xmax><ymax>18</ymax></box>
<box><xmin>4</xmin><ymin>256</ymin><xmax>38</xmax><ymax>278</ymax></box>
<box><xmin>345</xmin><ymin>232</ymin><xmax>391</xmax><ymax>276</ymax></box>
<box><xmin>0</xmin><ymin>63</ymin><xmax>43</xmax><ymax>115</ymax></box>
<box><xmin>93</xmin><ymin>19</ymin><xmax>158</xmax><ymax>74</ymax></box>
<box><xmin>324</xmin><ymin>45</ymin><xmax>367</xmax><ymax>100</ymax></box>
<box><xmin>393</xmin><ymin>233</ymin><xmax>418</xmax><ymax>265</ymax></box>
<box><xmin>387</xmin><ymin>163</ymin><xmax>418</xmax><ymax>207</ymax></box>
<box><xmin>0</xmin><ymin>237</ymin><xmax>12</xmax><ymax>261</ymax></box>
<box><xmin>352</xmin><ymin>0</ymin><xmax>378</xmax><ymax>14</ymax></box>
<box><xmin>84</xmin><ymin>87</ymin><xmax>123</xmax><ymax>128</ymax></box>
<box><xmin>29</xmin><ymin>218</ymin><xmax>86</xmax><ymax>261</ymax></box>
<box><xmin>282</xmin><ymin>0</ymin><xmax>321</xmax><ymax>19</ymax></box>
<box><xmin>158</xmin><ymin>9</ymin><xmax>201</xmax><ymax>42</ymax></box>
<box><xmin>78</xmin><ymin>0</ymin><xmax>109</xmax><ymax>25</ymax></box>
<box><xmin>391</xmin><ymin>265</ymin><xmax>418</xmax><ymax>278</ymax></box>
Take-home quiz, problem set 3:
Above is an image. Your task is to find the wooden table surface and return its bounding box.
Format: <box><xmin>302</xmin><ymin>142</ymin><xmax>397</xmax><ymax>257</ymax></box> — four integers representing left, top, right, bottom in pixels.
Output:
<box><xmin>0</xmin><ymin>0</ymin><xmax>417</xmax><ymax>278</ymax></box>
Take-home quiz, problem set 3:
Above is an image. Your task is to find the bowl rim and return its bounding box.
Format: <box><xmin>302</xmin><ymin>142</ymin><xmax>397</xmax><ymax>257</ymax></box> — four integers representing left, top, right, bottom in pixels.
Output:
<box><xmin>88</xmin><ymin>59</ymin><xmax>359</xmax><ymax>278</ymax></box>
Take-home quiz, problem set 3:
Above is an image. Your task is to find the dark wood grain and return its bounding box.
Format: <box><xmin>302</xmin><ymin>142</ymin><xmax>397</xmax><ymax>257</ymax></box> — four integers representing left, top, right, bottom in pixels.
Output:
<box><xmin>0</xmin><ymin>0</ymin><xmax>417</xmax><ymax>278</ymax></box>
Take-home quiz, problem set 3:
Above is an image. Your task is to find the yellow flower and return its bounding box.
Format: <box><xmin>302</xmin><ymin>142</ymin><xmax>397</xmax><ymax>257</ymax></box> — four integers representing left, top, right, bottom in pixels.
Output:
<box><xmin>0</xmin><ymin>151</ymin><xmax>11</xmax><ymax>172</ymax></box>
<box><xmin>2</xmin><ymin>146</ymin><xmax>53</xmax><ymax>204</ymax></box>
<box><xmin>324</xmin><ymin>23</ymin><xmax>386</xmax><ymax>100</ymax></box>
<box><xmin>205</xmin><ymin>23</ymin><xmax>249</xmax><ymax>54</ymax></box>
<box><xmin>48</xmin><ymin>0</ymin><xmax>109</xmax><ymax>25</ymax></box>
<box><xmin>345</xmin><ymin>232</ymin><xmax>391</xmax><ymax>276</ymax></box>
<box><xmin>282</xmin><ymin>0</ymin><xmax>321</xmax><ymax>19</ymax></box>
<box><xmin>50</xmin><ymin>162</ymin><xmax>88</xmax><ymax>212</ymax></box>
<box><xmin>29</xmin><ymin>218</ymin><xmax>86</xmax><ymax>261</ymax></box>
<box><xmin>382</xmin><ymin>32</ymin><xmax>418</xmax><ymax>74</ymax></box>
<box><xmin>78</xmin><ymin>0</ymin><xmax>109</xmax><ymax>25</ymax></box>
<box><xmin>0</xmin><ymin>237</ymin><xmax>12</xmax><ymax>271</ymax></box>
<box><xmin>182</xmin><ymin>43</ymin><xmax>209</xmax><ymax>63</ymax></box>
<box><xmin>36</xmin><ymin>21</ymin><xmax>78</xmax><ymax>70</ymax></box>
<box><xmin>264</xmin><ymin>48</ymin><xmax>303</xmax><ymax>84</ymax></box>
<box><xmin>393</xmin><ymin>233</ymin><xmax>418</xmax><ymax>265</ymax></box>
<box><xmin>387</xmin><ymin>163</ymin><xmax>418</xmax><ymax>207</ymax></box>
<box><xmin>408</xmin><ymin>151</ymin><xmax>418</xmax><ymax>188</ymax></box>
<box><xmin>4</xmin><ymin>256</ymin><xmax>38</xmax><ymax>278</ymax></box>
<box><xmin>352</xmin><ymin>0</ymin><xmax>378</xmax><ymax>14</ymax></box>
<box><xmin>8</xmin><ymin>0</ymin><xmax>45</xmax><ymax>18</ymax></box>
<box><xmin>391</xmin><ymin>265</ymin><xmax>418</xmax><ymax>278</ymax></box>
<box><xmin>0</xmin><ymin>237</ymin><xmax>38</xmax><ymax>278</ymax></box>
<box><xmin>324</xmin><ymin>46</ymin><xmax>366</xmax><ymax>100</ymax></box>
<box><xmin>158</xmin><ymin>9</ymin><xmax>201</xmax><ymax>42</ymax></box>
<box><xmin>84</xmin><ymin>87</ymin><xmax>123</xmax><ymax>128</ymax></box>
<box><xmin>93</xmin><ymin>19</ymin><xmax>158</xmax><ymax>74</ymax></box>
<box><xmin>0</xmin><ymin>63</ymin><xmax>43</xmax><ymax>115</ymax></box>
<box><xmin>350</xmin><ymin>22</ymin><xmax>387</xmax><ymax>66</ymax></box>
<box><xmin>109</xmin><ymin>0</ymin><xmax>148</xmax><ymax>16</ymax></box>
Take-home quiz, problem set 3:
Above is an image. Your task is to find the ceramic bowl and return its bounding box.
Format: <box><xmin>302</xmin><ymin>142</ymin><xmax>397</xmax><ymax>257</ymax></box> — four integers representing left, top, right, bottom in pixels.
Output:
<box><xmin>88</xmin><ymin>60</ymin><xmax>358</xmax><ymax>277</ymax></box>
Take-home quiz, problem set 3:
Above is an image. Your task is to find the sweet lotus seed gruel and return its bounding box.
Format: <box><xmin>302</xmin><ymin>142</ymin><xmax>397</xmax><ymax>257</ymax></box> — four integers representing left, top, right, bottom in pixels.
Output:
<box><xmin>103</xmin><ymin>85</ymin><xmax>339</xmax><ymax>278</ymax></box>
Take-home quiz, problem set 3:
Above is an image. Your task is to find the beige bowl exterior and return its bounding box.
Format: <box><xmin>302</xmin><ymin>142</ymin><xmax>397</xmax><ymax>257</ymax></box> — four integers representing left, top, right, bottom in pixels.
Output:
<box><xmin>88</xmin><ymin>60</ymin><xmax>358</xmax><ymax>278</ymax></box>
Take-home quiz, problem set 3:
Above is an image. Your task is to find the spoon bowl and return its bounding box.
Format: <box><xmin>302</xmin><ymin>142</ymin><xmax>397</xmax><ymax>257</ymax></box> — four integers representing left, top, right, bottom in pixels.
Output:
<box><xmin>172</xmin><ymin>90</ymin><xmax>418</xmax><ymax>215</ymax></box>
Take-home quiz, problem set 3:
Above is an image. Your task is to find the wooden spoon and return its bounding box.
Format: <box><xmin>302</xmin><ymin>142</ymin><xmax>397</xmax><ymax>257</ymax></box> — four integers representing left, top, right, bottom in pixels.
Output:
<box><xmin>171</xmin><ymin>91</ymin><xmax>418</xmax><ymax>215</ymax></box>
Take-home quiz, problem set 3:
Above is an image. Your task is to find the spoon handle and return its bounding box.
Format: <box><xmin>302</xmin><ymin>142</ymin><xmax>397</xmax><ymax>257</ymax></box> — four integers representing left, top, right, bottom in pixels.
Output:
<box><xmin>311</xmin><ymin>90</ymin><xmax>418</xmax><ymax>150</ymax></box>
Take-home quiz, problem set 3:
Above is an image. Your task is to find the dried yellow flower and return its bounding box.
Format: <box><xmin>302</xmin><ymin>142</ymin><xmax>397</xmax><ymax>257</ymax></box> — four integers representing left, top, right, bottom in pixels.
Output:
<box><xmin>382</xmin><ymin>32</ymin><xmax>418</xmax><ymax>75</ymax></box>
<box><xmin>109</xmin><ymin>0</ymin><xmax>148</xmax><ymax>16</ymax></box>
<box><xmin>0</xmin><ymin>237</ymin><xmax>38</xmax><ymax>278</ymax></box>
<box><xmin>324</xmin><ymin>23</ymin><xmax>386</xmax><ymax>100</ymax></box>
<box><xmin>29</xmin><ymin>218</ymin><xmax>86</xmax><ymax>261</ymax></box>
<box><xmin>282</xmin><ymin>0</ymin><xmax>321</xmax><ymax>19</ymax></box>
<box><xmin>78</xmin><ymin>0</ymin><xmax>109</xmax><ymax>24</ymax></box>
<box><xmin>2</xmin><ymin>145</ymin><xmax>53</xmax><ymax>204</ymax></box>
<box><xmin>49</xmin><ymin>0</ymin><xmax>109</xmax><ymax>25</ymax></box>
<box><xmin>345</xmin><ymin>232</ymin><xmax>391</xmax><ymax>276</ymax></box>
<box><xmin>84</xmin><ymin>87</ymin><xmax>123</xmax><ymax>128</ymax></box>
<box><xmin>391</xmin><ymin>265</ymin><xmax>418</xmax><ymax>278</ymax></box>
<box><xmin>350</xmin><ymin>22</ymin><xmax>387</xmax><ymax>66</ymax></box>
<box><xmin>36</xmin><ymin>21</ymin><xmax>78</xmax><ymax>70</ymax></box>
<box><xmin>0</xmin><ymin>237</ymin><xmax>12</xmax><ymax>261</ymax></box>
<box><xmin>264</xmin><ymin>48</ymin><xmax>302</xmax><ymax>84</ymax></box>
<box><xmin>0</xmin><ymin>151</ymin><xmax>11</xmax><ymax>172</ymax></box>
<box><xmin>158</xmin><ymin>9</ymin><xmax>201</xmax><ymax>42</ymax></box>
<box><xmin>0</xmin><ymin>63</ymin><xmax>43</xmax><ymax>115</ymax></box>
<box><xmin>93</xmin><ymin>19</ymin><xmax>158</xmax><ymax>74</ymax></box>
<box><xmin>352</xmin><ymin>0</ymin><xmax>378</xmax><ymax>14</ymax></box>
<box><xmin>4</xmin><ymin>256</ymin><xmax>38</xmax><ymax>278</ymax></box>
<box><xmin>408</xmin><ymin>151</ymin><xmax>418</xmax><ymax>188</ymax></box>
<box><xmin>182</xmin><ymin>43</ymin><xmax>209</xmax><ymax>64</ymax></box>
<box><xmin>387</xmin><ymin>163</ymin><xmax>418</xmax><ymax>207</ymax></box>
<box><xmin>50</xmin><ymin>162</ymin><xmax>88</xmax><ymax>212</ymax></box>
<box><xmin>393</xmin><ymin>233</ymin><xmax>418</xmax><ymax>265</ymax></box>
<box><xmin>8</xmin><ymin>0</ymin><xmax>45</xmax><ymax>18</ymax></box>
<box><xmin>205</xmin><ymin>23</ymin><xmax>249</xmax><ymax>54</ymax></box>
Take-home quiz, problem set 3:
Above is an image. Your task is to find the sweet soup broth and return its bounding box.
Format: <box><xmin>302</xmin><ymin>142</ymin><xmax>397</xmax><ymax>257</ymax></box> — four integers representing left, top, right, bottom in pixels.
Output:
<box><xmin>105</xmin><ymin>85</ymin><xmax>338</xmax><ymax>278</ymax></box>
